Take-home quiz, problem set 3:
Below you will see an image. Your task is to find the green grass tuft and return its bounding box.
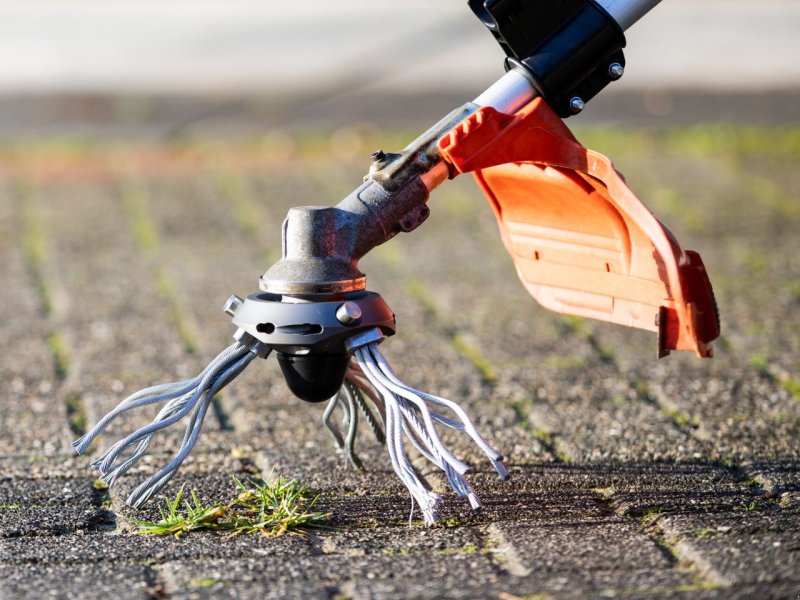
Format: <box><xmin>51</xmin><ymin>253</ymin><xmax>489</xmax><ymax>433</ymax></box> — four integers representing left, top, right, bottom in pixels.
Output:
<box><xmin>640</xmin><ymin>507</ymin><xmax>664</xmax><ymax>527</ymax></box>
<box><xmin>128</xmin><ymin>475</ymin><xmax>328</xmax><ymax>538</ymax></box>
<box><xmin>190</xmin><ymin>578</ymin><xmax>219</xmax><ymax>588</ymax></box>
<box><xmin>694</xmin><ymin>527</ymin><xmax>724</xmax><ymax>539</ymax></box>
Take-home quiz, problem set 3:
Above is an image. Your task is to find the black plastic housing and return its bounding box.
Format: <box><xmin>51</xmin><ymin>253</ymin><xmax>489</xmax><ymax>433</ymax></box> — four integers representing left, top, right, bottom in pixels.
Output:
<box><xmin>276</xmin><ymin>352</ymin><xmax>352</xmax><ymax>403</ymax></box>
<box><xmin>469</xmin><ymin>0</ymin><xmax>626</xmax><ymax>117</ymax></box>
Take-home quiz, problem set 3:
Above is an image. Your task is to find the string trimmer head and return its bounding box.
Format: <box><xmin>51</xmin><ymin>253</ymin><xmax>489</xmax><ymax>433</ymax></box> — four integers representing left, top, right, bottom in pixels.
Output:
<box><xmin>75</xmin><ymin>0</ymin><xmax>719</xmax><ymax>525</ymax></box>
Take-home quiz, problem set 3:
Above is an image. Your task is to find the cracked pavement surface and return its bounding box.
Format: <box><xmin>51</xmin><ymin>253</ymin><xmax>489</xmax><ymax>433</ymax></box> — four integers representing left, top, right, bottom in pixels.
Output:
<box><xmin>1</xmin><ymin>121</ymin><xmax>799</xmax><ymax>599</ymax></box>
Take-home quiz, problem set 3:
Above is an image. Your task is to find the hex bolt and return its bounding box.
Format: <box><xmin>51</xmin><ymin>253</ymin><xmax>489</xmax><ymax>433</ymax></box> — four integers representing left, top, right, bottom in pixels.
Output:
<box><xmin>608</xmin><ymin>62</ymin><xmax>625</xmax><ymax>80</ymax></box>
<box><xmin>569</xmin><ymin>97</ymin><xmax>585</xmax><ymax>114</ymax></box>
<box><xmin>336</xmin><ymin>301</ymin><xmax>363</xmax><ymax>325</ymax></box>
<box><xmin>223</xmin><ymin>294</ymin><xmax>244</xmax><ymax>317</ymax></box>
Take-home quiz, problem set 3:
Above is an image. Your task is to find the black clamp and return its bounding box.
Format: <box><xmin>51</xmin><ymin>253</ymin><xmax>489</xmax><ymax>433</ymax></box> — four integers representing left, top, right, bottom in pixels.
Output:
<box><xmin>470</xmin><ymin>0</ymin><xmax>626</xmax><ymax>118</ymax></box>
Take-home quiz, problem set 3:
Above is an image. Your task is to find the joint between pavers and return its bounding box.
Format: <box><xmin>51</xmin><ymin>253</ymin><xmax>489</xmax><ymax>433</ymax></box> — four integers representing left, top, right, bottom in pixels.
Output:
<box><xmin>118</xmin><ymin>180</ymin><xmax>200</xmax><ymax>354</ymax></box>
<box><xmin>395</xmin><ymin>274</ymin><xmax>502</xmax><ymax>387</ymax></box>
<box><xmin>484</xmin><ymin>523</ymin><xmax>531</xmax><ymax>577</ymax></box>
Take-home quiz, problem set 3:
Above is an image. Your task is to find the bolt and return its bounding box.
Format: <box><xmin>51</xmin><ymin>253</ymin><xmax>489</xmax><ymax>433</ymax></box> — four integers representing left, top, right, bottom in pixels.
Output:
<box><xmin>223</xmin><ymin>294</ymin><xmax>244</xmax><ymax>317</ymax></box>
<box><xmin>336</xmin><ymin>301</ymin><xmax>362</xmax><ymax>325</ymax></box>
<box><xmin>569</xmin><ymin>97</ymin><xmax>585</xmax><ymax>114</ymax></box>
<box><xmin>608</xmin><ymin>62</ymin><xmax>624</xmax><ymax>80</ymax></box>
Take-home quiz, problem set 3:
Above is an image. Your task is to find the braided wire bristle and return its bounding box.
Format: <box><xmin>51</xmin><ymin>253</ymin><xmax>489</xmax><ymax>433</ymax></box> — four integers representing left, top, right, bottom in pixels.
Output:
<box><xmin>73</xmin><ymin>342</ymin><xmax>258</xmax><ymax>507</ymax></box>
<box><xmin>324</xmin><ymin>342</ymin><xmax>507</xmax><ymax>525</ymax></box>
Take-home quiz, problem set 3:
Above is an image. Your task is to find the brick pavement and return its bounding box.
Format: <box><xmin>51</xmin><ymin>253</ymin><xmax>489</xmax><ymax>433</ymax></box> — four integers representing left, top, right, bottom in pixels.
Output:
<box><xmin>0</xmin><ymin>127</ymin><xmax>799</xmax><ymax>598</ymax></box>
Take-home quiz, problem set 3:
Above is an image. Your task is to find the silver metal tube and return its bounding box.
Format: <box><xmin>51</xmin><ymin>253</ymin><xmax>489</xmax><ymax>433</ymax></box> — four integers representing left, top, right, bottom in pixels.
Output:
<box><xmin>473</xmin><ymin>69</ymin><xmax>538</xmax><ymax>113</ymax></box>
<box><xmin>595</xmin><ymin>0</ymin><xmax>662</xmax><ymax>31</ymax></box>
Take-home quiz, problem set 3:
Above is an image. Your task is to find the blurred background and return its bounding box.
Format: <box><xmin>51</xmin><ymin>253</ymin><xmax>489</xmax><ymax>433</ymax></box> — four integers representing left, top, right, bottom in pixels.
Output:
<box><xmin>1</xmin><ymin>0</ymin><xmax>798</xmax><ymax>138</ymax></box>
<box><xmin>2</xmin><ymin>4</ymin><xmax>800</xmax><ymax>593</ymax></box>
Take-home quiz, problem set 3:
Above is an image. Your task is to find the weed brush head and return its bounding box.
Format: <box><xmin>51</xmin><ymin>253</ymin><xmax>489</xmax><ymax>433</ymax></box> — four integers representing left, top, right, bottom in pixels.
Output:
<box><xmin>74</xmin><ymin>288</ymin><xmax>507</xmax><ymax>524</ymax></box>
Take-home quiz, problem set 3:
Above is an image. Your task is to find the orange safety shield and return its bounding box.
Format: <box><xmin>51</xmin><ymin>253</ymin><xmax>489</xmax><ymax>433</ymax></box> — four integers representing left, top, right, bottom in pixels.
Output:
<box><xmin>438</xmin><ymin>98</ymin><xmax>720</xmax><ymax>358</ymax></box>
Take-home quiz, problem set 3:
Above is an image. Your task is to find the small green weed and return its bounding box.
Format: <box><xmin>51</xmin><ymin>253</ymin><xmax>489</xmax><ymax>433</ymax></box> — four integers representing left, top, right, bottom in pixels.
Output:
<box><xmin>694</xmin><ymin>527</ymin><xmax>723</xmax><ymax>539</ymax></box>
<box><xmin>640</xmin><ymin>507</ymin><xmax>664</xmax><ymax>527</ymax></box>
<box><xmin>190</xmin><ymin>578</ymin><xmax>219</xmax><ymax>588</ymax></box>
<box><xmin>435</xmin><ymin>544</ymin><xmax>480</xmax><ymax>556</ymax></box>
<box><xmin>65</xmin><ymin>393</ymin><xmax>87</xmax><ymax>437</ymax></box>
<box><xmin>741</xmin><ymin>500</ymin><xmax>758</xmax><ymax>512</ymax></box>
<box><xmin>128</xmin><ymin>475</ymin><xmax>328</xmax><ymax>538</ymax></box>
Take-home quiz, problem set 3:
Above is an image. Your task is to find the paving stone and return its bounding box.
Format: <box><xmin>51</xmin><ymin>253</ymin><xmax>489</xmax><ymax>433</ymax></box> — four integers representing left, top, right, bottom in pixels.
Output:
<box><xmin>525</xmin><ymin>379</ymin><xmax>710</xmax><ymax>463</ymax></box>
<box><xmin>0</xmin><ymin>477</ymin><xmax>113</xmax><ymax>537</ymax></box>
<box><xmin>597</xmin><ymin>462</ymin><xmax>759</xmax><ymax>519</ymax></box>
<box><xmin>0</xmin><ymin>529</ymin><xmax>314</xmax><ymax>565</ymax></box>
<box><xmin>0</xmin><ymin>467</ymin><xmax>95</xmax><ymax>505</ymax></box>
<box><xmin>711</xmin><ymin>582</ymin><xmax>800</xmax><ymax>600</ymax></box>
<box><xmin>660</xmin><ymin>508</ymin><xmax>800</xmax><ymax>586</ymax></box>
<box><xmin>0</xmin><ymin>505</ymin><xmax>114</xmax><ymax>538</ymax></box>
<box><xmin>139</xmin><ymin>175</ymin><xmax>265</xmax><ymax>349</ymax></box>
<box><xmin>0</xmin><ymin>456</ymin><xmax>88</xmax><ymax>480</ymax></box>
<box><xmin>160</xmin><ymin>552</ymin><xmax>500</xmax><ymax>600</ymax></box>
<box><xmin>160</xmin><ymin>560</ymin><xmax>334</xmax><ymax>600</ymax></box>
<box><xmin>745</xmin><ymin>458</ymin><xmax>800</xmax><ymax>507</ymax></box>
<box><xmin>625</xmin><ymin>364</ymin><xmax>800</xmax><ymax>463</ymax></box>
<box><xmin>502</xmin><ymin>568</ymin><xmax>700</xmax><ymax>600</ymax></box>
<box><xmin>465</xmin><ymin>462</ymin><xmax>760</xmax><ymax>524</ymax></box>
<box><xmin>491</xmin><ymin>518</ymin><xmax>675</xmax><ymax>574</ymax></box>
<box><xmin>0</xmin><ymin>562</ymin><xmax>154</xmax><ymax>600</ymax></box>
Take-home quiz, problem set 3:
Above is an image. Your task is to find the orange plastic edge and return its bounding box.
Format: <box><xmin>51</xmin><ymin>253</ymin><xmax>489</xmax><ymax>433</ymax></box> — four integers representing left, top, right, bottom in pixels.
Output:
<box><xmin>438</xmin><ymin>98</ymin><xmax>720</xmax><ymax>358</ymax></box>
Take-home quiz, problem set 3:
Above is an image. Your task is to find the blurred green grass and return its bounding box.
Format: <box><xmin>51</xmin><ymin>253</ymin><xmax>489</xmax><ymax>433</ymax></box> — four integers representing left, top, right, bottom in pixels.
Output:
<box><xmin>3</xmin><ymin>123</ymin><xmax>798</xmax><ymax>371</ymax></box>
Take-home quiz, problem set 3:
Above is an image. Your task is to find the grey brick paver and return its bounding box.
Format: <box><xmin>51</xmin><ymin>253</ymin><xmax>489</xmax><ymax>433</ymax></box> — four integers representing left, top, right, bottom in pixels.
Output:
<box><xmin>0</xmin><ymin>563</ymin><xmax>155</xmax><ymax>600</ymax></box>
<box><xmin>0</xmin><ymin>478</ymin><xmax>109</xmax><ymax>538</ymax></box>
<box><xmin>660</xmin><ymin>510</ymin><xmax>800</xmax><ymax>587</ymax></box>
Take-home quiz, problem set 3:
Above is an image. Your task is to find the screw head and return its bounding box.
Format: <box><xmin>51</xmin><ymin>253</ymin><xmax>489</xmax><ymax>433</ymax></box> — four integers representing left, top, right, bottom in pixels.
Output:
<box><xmin>223</xmin><ymin>294</ymin><xmax>244</xmax><ymax>317</ymax></box>
<box><xmin>608</xmin><ymin>62</ymin><xmax>624</xmax><ymax>80</ymax></box>
<box><xmin>569</xmin><ymin>97</ymin><xmax>585</xmax><ymax>114</ymax></box>
<box><xmin>336</xmin><ymin>301</ymin><xmax>362</xmax><ymax>325</ymax></box>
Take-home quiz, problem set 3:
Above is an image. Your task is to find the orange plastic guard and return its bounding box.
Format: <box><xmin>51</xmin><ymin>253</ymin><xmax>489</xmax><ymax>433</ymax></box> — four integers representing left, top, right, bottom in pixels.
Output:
<box><xmin>438</xmin><ymin>98</ymin><xmax>720</xmax><ymax>358</ymax></box>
